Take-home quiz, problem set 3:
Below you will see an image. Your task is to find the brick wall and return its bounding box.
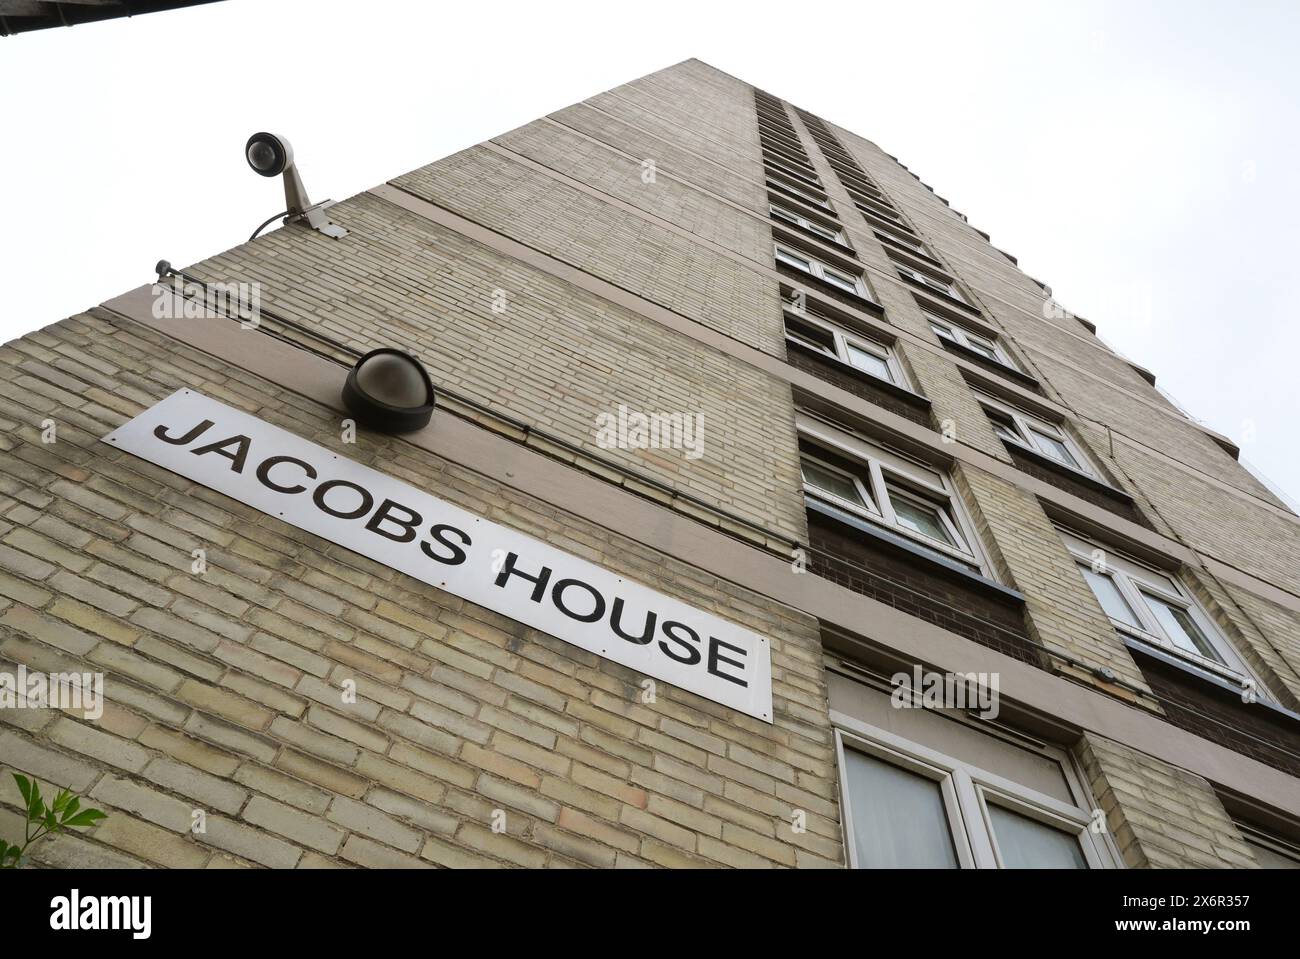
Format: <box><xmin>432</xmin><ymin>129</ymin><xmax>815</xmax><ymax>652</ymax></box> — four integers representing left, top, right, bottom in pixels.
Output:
<box><xmin>0</xmin><ymin>312</ymin><xmax>842</xmax><ymax>868</ymax></box>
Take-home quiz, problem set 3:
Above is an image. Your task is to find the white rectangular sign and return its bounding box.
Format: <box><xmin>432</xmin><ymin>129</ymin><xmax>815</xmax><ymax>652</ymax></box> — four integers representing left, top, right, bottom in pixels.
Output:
<box><xmin>103</xmin><ymin>390</ymin><xmax>773</xmax><ymax>722</ymax></box>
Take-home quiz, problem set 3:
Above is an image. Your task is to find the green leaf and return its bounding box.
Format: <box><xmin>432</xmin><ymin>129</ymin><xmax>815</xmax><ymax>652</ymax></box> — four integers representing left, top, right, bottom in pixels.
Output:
<box><xmin>43</xmin><ymin>810</ymin><xmax>58</xmax><ymax>833</ymax></box>
<box><xmin>61</xmin><ymin>797</ymin><xmax>81</xmax><ymax>821</ymax></box>
<box><xmin>61</xmin><ymin>808</ymin><xmax>107</xmax><ymax>829</ymax></box>
<box><xmin>27</xmin><ymin>780</ymin><xmax>44</xmax><ymax>823</ymax></box>
<box><xmin>52</xmin><ymin>788</ymin><xmax>71</xmax><ymax>814</ymax></box>
<box><xmin>13</xmin><ymin>774</ymin><xmax>31</xmax><ymax>807</ymax></box>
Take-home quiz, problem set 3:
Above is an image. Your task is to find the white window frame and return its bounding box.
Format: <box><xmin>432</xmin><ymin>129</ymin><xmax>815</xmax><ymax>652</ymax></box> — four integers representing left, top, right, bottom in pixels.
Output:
<box><xmin>897</xmin><ymin>263</ymin><xmax>967</xmax><ymax>303</ymax></box>
<box><xmin>770</xmin><ymin>203</ymin><xmax>845</xmax><ymax>245</ymax></box>
<box><xmin>1058</xmin><ymin>529</ymin><xmax>1271</xmax><ymax>695</ymax></box>
<box><xmin>927</xmin><ymin>315</ymin><xmax>1018</xmax><ymax>370</ymax></box>
<box><xmin>775</xmin><ymin>243</ymin><xmax>865</xmax><ymax>297</ymax></box>
<box><xmin>764</xmin><ymin>154</ymin><xmax>822</xmax><ymax>187</ymax></box>
<box><xmin>853</xmin><ymin>192</ymin><xmax>902</xmax><ymax>221</ymax></box>
<box><xmin>797</xmin><ymin>414</ymin><xmax>986</xmax><ymax>570</ymax></box>
<box><xmin>874</xmin><ymin>227</ymin><xmax>929</xmax><ymax>257</ymax></box>
<box><xmin>758</xmin><ymin>123</ymin><xmax>803</xmax><ymax>150</ymax></box>
<box><xmin>977</xmin><ymin>393</ymin><xmax>1096</xmax><ymax>477</ymax></box>
<box><xmin>767</xmin><ymin>175</ymin><xmax>833</xmax><ymax>211</ymax></box>
<box><xmin>783</xmin><ymin>307</ymin><xmax>907</xmax><ymax>387</ymax></box>
<box><xmin>832</xmin><ymin>716</ymin><xmax>1116</xmax><ymax>869</ymax></box>
<box><xmin>761</xmin><ymin>139</ymin><xmax>812</xmax><ymax>167</ymax></box>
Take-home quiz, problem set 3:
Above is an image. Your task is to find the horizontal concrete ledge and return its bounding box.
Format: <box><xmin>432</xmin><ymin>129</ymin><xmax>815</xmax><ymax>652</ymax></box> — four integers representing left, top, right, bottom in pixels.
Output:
<box><xmin>98</xmin><ymin>282</ymin><xmax>1300</xmax><ymax>819</ymax></box>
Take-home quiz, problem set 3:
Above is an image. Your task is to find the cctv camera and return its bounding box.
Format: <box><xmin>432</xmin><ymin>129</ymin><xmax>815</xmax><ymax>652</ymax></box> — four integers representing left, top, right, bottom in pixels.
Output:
<box><xmin>244</xmin><ymin>131</ymin><xmax>347</xmax><ymax>240</ymax></box>
<box><xmin>245</xmin><ymin>132</ymin><xmax>293</xmax><ymax>178</ymax></box>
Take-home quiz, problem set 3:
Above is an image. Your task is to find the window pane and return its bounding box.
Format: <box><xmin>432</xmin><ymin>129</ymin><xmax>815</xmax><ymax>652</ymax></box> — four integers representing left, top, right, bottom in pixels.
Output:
<box><xmin>845</xmin><ymin>343</ymin><xmax>891</xmax><ymax>381</ymax></box>
<box><xmin>802</xmin><ymin>460</ymin><xmax>866</xmax><ymax>507</ymax></box>
<box><xmin>1079</xmin><ymin>565</ymin><xmax>1140</xmax><ymax>628</ymax></box>
<box><xmin>807</xmin><ymin>222</ymin><xmax>840</xmax><ymax>242</ymax></box>
<box><xmin>988</xmin><ymin>804</ymin><xmax>1087</xmax><ymax>869</ymax></box>
<box><xmin>770</xmin><ymin>206</ymin><xmax>801</xmax><ymax>225</ymax></box>
<box><xmin>930</xmin><ymin>321</ymin><xmax>955</xmax><ymax>341</ymax></box>
<box><xmin>843</xmin><ymin>750</ymin><xmax>958</xmax><ymax>868</ymax></box>
<box><xmin>776</xmin><ymin>248</ymin><xmax>812</xmax><ymax>272</ymax></box>
<box><xmin>890</xmin><ymin>492</ymin><xmax>955</xmax><ymax>546</ymax></box>
<box><xmin>963</xmin><ymin>336</ymin><xmax>1000</xmax><ymax>360</ymax></box>
<box><xmin>1029</xmin><ymin>428</ymin><xmax>1080</xmax><ymax>469</ymax></box>
<box><xmin>993</xmin><ymin>423</ymin><xmax>1022</xmax><ymax>444</ymax></box>
<box><xmin>821</xmin><ymin>269</ymin><xmax>859</xmax><ymax>294</ymax></box>
<box><xmin>1245</xmin><ymin>838</ymin><xmax>1300</xmax><ymax>869</ymax></box>
<box><xmin>786</xmin><ymin>319</ymin><xmax>835</xmax><ymax>353</ymax></box>
<box><xmin>1142</xmin><ymin>594</ymin><xmax>1223</xmax><ymax>662</ymax></box>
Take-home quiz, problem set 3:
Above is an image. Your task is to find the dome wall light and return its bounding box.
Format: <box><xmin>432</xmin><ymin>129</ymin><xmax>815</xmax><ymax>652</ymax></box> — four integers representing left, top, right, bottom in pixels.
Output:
<box><xmin>341</xmin><ymin>349</ymin><xmax>436</xmax><ymax>434</ymax></box>
<box><xmin>245</xmin><ymin>132</ymin><xmax>348</xmax><ymax>240</ymax></box>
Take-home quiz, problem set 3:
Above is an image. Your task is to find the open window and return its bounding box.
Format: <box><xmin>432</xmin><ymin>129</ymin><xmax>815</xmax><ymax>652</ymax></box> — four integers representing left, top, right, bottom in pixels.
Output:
<box><xmin>978</xmin><ymin>392</ymin><xmax>1096</xmax><ymax>477</ymax></box>
<box><xmin>798</xmin><ymin>415</ymin><xmax>985</xmax><ymax>571</ymax></box>
<box><xmin>1058</xmin><ymin>528</ymin><xmax>1271</xmax><ymax>696</ymax></box>
<box><xmin>928</xmin><ymin>314</ymin><xmax>1019</xmax><ymax>370</ymax></box>
<box><xmin>770</xmin><ymin>202</ymin><xmax>846</xmax><ymax>245</ymax></box>
<box><xmin>775</xmin><ymin>243</ymin><xmax>865</xmax><ymax>297</ymax></box>
<box><xmin>783</xmin><ymin>307</ymin><xmax>907</xmax><ymax>387</ymax></box>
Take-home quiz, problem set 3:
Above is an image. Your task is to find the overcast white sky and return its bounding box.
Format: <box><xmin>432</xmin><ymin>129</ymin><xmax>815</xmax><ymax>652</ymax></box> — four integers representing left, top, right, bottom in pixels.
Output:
<box><xmin>2</xmin><ymin>0</ymin><xmax>1297</xmax><ymax>502</ymax></box>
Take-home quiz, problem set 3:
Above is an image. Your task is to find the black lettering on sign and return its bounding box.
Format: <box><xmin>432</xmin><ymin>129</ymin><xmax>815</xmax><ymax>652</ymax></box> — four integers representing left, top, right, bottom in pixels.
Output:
<box><xmin>493</xmin><ymin>552</ymin><xmax>551</xmax><ymax>603</ymax></box>
<box><xmin>312</xmin><ymin>479</ymin><xmax>374</xmax><ymax>520</ymax></box>
<box><xmin>256</xmin><ymin>455</ymin><xmax>317</xmax><ymax>494</ymax></box>
<box><xmin>191</xmin><ymin>434</ymin><xmax>252</xmax><ymax>473</ymax></box>
<box><xmin>708</xmin><ymin>636</ymin><xmax>749</xmax><ymax>687</ymax></box>
<box><xmin>610</xmin><ymin>597</ymin><xmax>656</xmax><ymax>645</ymax></box>
<box><xmin>366</xmin><ymin>498</ymin><xmax>423</xmax><ymax>543</ymax></box>
<box><xmin>421</xmin><ymin>524</ymin><xmax>471</xmax><ymax>566</ymax></box>
<box><xmin>659</xmin><ymin>620</ymin><xmax>702</xmax><ymax>666</ymax></box>
<box><xmin>154</xmin><ymin>418</ymin><xmax>213</xmax><ymax>446</ymax></box>
<box><xmin>552</xmin><ymin>578</ymin><xmax>606</xmax><ymax>624</ymax></box>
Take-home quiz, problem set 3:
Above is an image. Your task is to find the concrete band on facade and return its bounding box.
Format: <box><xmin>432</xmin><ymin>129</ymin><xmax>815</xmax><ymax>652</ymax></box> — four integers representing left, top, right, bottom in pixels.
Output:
<box><xmin>2</xmin><ymin>58</ymin><xmax>1298</xmax><ymax>870</ymax></box>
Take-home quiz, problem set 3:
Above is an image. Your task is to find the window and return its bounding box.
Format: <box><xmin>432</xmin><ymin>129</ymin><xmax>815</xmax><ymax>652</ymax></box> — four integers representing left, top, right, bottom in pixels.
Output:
<box><xmin>1058</xmin><ymin>528</ymin><xmax>1268</xmax><ymax>692</ymax></box>
<box><xmin>874</xmin><ymin>228</ymin><xmax>930</xmax><ymax>258</ymax></box>
<box><xmin>854</xmin><ymin>194</ymin><xmax>902</xmax><ymax>221</ymax></box>
<box><xmin>764</xmin><ymin>155</ymin><xmax>822</xmax><ymax>187</ymax></box>
<box><xmin>832</xmin><ymin>713</ymin><xmax>1114</xmax><ymax>869</ymax></box>
<box><xmin>767</xmin><ymin>175</ymin><xmax>834</xmax><ymax>211</ymax></box>
<box><xmin>898</xmin><ymin>263</ymin><xmax>966</xmax><ymax>302</ymax></box>
<box><xmin>801</xmin><ymin>456</ymin><xmax>874</xmax><ymax>512</ymax></box>
<box><xmin>928</xmin><ymin>316</ymin><xmax>1017</xmax><ymax>369</ymax></box>
<box><xmin>887</xmin><ymin>484</ymin><xmax>960</xmax><ymax>548</ymax></box>
<box><xmin>1236</xmin><ymin>822</ymin><xmax>1300</xmax><ymax>869</ymax></box>
<box><xmin>763</xmin><ymin>150</ymin><xmax>816</xmax><ymax>178</ymax></box>
<box><xmin>775</xmin><ymin>243</ymin><xmax>865</xmax><ymax>296</ymax></box>
<box><xmin>978</xmin><ymin>394</ymin><xmax>1094</xmax><ymax>476</ymax></box>
<box><xmin>798</xmin><ymin>417</ymin><xmax>983</xmax><ymax>569</ymax></box>
<box><xmin>770</xmin><ymin>203</ymin><xmax>845</xmax><ymax>245</ymax></box>
<box><xmin>783</xmin><ymin>309</ymin><xmax>906</xmax><ymax>386</ymax></box>
<box><xmin>842</xmin><ymin>748</ymin><xmax>961</xmax><ymax>868</ymax></box>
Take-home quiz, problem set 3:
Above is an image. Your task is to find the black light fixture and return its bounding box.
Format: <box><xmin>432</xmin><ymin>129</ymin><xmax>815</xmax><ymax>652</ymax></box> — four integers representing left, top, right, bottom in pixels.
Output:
<box><xmin>341</xmin><ymin>349</ymin><xmax>436</xmax><ymax>434</ymax></box>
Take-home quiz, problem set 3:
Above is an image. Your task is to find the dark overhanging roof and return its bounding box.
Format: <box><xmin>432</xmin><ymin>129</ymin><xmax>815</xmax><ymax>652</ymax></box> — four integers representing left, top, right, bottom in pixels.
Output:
<box><xmin>0</xmin><ymin>0</ymin><xmax>223</xmax><ymax>37</ymax></box>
